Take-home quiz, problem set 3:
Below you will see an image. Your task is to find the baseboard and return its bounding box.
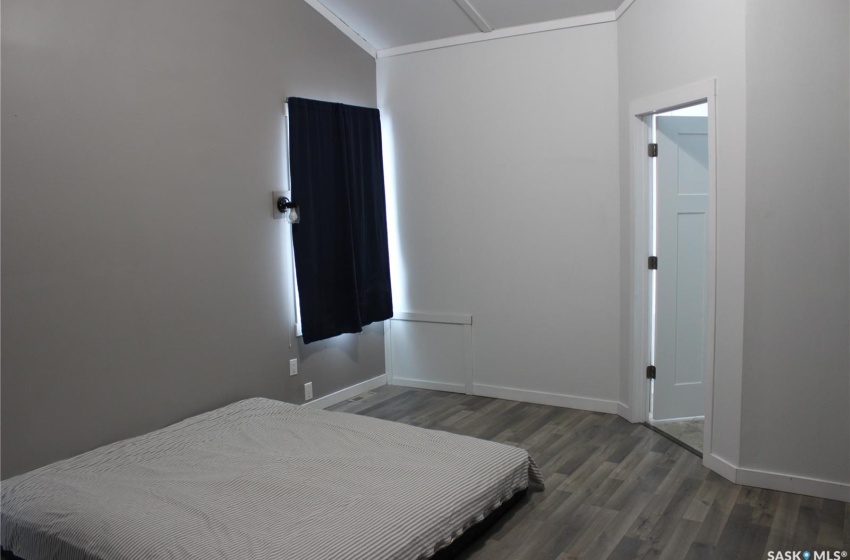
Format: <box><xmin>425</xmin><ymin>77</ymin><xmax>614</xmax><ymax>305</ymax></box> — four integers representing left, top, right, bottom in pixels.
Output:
<box><xmin>391</xmin><ymin>377</ymin><xmax>467</xmax><ymax>394</ymax></box>
<box><xmin>704</xmin><ymin>452</ymin><xmax>850</xmax><ymax>502</ymax></box>
<box><xmin>391</xmin><ymin>378</ymin><xmax>622</xmax><ymax>415</ymax></box>
<box><xmin>392</xmin><ymin>379</ymin><xmax>620</xmax><ymax>414</ymax></box>
<box><xmin>735</xmin><ymin>465</ymin><xmax>850</xmax><ymax>502</ymax></box>
<box><xmin>617</xmin><ymin>402</ymin><xmax>631</xmax><ymax>421</ymax></box>
<box><xmin>304</xmin><ymin>374</ymin><xmax>849</xmax><ymax>502</ymax></box>
<box><xmin>704</xmin><ymin>452</ymin><xmax>738</xmax><ymax>484</ymax></box>
<box><xmin>302</xmin><ymin>374</ymin><xmax>388</xmax><ymax>409</ymax></box>
<box><xmin>472</xmin><ymin>384</ymin><xmax>619</xmax><ymax>414</ymax></box>
<box><xmin>651</xmin><ymin>415</ymin><xmax>705</xmax><ymax>424</ymax></box>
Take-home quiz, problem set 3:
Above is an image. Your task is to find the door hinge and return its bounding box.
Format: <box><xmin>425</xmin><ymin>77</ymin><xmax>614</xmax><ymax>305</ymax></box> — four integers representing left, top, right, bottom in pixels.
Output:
<box><xmin>646</xmin><ymin>365</ymin><xmax>656</xmax><ymax>380</ymax></box>
<box><xmin>648</xmin><ymin>143</ymin><xmax>658</xmax><ymax>157</ymax></box>
<box><xmin>648</xmin><ymin>256</ymin><xmax>658</xmax><ymax>270</ymax></box>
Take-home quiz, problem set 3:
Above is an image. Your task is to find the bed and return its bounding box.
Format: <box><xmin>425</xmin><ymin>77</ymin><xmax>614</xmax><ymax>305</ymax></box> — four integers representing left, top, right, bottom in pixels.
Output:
<box><xmin>1</xmin><ymin>397</ymin><xmax>544</xmax><ymax>560</ymax></box>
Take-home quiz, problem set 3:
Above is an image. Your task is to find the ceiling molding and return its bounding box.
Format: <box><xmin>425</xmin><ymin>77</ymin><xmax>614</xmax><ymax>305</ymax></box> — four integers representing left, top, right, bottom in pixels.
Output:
<box><xmin>377</xmin><ymin>11</ymin><xmax>617</xmax><ymax>59</ymax></box>
<box><xmin>302</xmin><ymin>0</ymin><xmax>378</xmax><ymax>59</ymax></box>
<box><xmin>453</xmin><ymin>0</ymin><xmax>493</xmax><ymax>33</ymax></box>
<box><xmin>302</xmin><ymin>0</ymin><xmax>637</xmax><ymax>61</ymax></box>
<box><xmin>615</xmin><ymin>0</ymin><xmax>638</xmax><ymax>20</ymax></box>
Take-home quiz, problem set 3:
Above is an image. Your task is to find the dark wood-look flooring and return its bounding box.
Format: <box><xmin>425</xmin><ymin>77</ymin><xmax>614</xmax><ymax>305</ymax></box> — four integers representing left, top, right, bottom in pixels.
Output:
<box><xmin>328</xmin><ymin>386</ymin><xmax>850</xmax><ymax>560</ymax></box>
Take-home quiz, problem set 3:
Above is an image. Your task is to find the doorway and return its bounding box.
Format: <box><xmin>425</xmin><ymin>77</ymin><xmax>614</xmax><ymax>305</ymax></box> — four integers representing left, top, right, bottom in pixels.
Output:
<box><xmin>628</xmin><ymin>80</ymin><xmax>718</xmax><ymax>462</ymax></box>
<box><xmin>649</xmin><ymin>104</ymin><xmax>709</xmax><ymax>454</ymax></box>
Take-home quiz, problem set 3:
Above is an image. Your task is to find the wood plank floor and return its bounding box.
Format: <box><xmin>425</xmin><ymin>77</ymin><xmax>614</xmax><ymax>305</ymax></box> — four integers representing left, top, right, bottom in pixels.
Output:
<box><xmin>328</xmin><ymin>386</ymin><xmax>850</xmax><ymax>560</ymax></box>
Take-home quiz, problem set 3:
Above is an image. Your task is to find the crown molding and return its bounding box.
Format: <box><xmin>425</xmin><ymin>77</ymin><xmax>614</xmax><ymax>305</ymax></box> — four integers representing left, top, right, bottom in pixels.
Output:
<box><xmin>304</xmin><ymin>0</ymin><xmax>637</xmax><ymax>61</ymax></box>
<box><xmin>377</xmin><ymin>10</ymin><xmax>616</xmax><ymax>59</ymax></box>
<box><xmin>615</xmin><ymin>0</ymin><xmax>638</xmax><ymax>20</ymax></box>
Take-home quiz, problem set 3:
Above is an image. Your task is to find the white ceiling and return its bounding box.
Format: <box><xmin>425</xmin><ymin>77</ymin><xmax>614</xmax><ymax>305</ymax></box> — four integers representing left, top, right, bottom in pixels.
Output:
<box><xmin>311</xmin><ymin>0</ymin><xmax>627</xmax><ymax>53</ymax></box>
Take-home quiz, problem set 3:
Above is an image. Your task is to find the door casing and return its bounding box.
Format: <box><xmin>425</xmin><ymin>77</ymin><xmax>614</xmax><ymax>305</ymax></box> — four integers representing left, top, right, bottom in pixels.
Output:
<box><xmin>627</xmin><ymin>79</ymin><xmax>718</xmax><ymax>460</ymax></box>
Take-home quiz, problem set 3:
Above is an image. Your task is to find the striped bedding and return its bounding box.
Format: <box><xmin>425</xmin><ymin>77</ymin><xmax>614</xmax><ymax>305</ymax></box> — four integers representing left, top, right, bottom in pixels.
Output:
<box><xmin>1</xmin><ymin>397</ymin><xmax>544</xmax><ymax>560</ymax></box>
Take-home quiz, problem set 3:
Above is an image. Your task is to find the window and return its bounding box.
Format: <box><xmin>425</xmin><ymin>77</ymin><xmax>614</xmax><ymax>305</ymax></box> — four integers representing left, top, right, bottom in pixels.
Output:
<box><xmin>286</xmin><ymin>97</ymin><xmax>393</xmax><ymax>344</ymax></box>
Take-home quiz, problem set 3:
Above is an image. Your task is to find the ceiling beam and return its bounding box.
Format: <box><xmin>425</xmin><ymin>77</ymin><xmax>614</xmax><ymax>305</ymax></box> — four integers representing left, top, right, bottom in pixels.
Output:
<box><xmin>302</xmin><ymin>0</ymin><xmax>636</xmax><ymax>61</ymax></box>
<box><xmin>378</xmin><ymin>11</ymin><xmax>616</xmax><ymax>59</ymax></box>
<box><xmin>453</xmin><ymin>0</ymin><xmax>493</xmax><ymax>33</ymax></box>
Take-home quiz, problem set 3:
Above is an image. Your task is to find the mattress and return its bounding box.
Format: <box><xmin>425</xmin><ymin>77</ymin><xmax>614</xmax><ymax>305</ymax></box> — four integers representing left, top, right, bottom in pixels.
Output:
<box><xmin>1</xmin><ymin>397</ymin><xmax>544</xmax><ymax>560</ymax></box>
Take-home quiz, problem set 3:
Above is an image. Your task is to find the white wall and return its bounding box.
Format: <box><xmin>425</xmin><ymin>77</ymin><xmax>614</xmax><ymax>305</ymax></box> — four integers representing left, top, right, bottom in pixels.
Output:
<box><xmin>617</xmin><ymin>0</ymin><xmax>748</xmax><ymax>467</ymax></box>
<box><xmin>2</xmin><ymin>0</ymin><xmax>383</xmax><ymax>477</ymax></box>
<box><xmin>379</xmin><ymin>0</ymin><xmax>848</xmax><ymax>499</ymax></box>
<box><xmin>378</xmin><ymin>23</ymin><xmax>621</xmax><ymax>410</ymax></box>
<box><xmin>741</xmin><ymin>0</ymin><xmax>850</xmax><ymax>492</ymax></box>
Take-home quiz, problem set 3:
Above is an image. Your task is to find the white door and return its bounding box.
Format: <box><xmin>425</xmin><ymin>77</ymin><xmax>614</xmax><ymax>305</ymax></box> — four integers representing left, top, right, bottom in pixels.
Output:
<box><xmin>653</xmin><ymin>115</ymin><xmax>709</xmax><ymax>421</ymax></box>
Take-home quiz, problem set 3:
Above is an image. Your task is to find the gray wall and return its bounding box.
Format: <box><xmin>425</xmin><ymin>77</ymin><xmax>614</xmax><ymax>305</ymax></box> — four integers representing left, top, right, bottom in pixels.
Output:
<box><xmin>2</xmin><ymin>0</ymin><xmax>381</xmax><ymax>478</ymax></box>
<box><xmin>741</xmin><ymin>0</ymin><xmax>850</xmax><ymax>485</ymax></box>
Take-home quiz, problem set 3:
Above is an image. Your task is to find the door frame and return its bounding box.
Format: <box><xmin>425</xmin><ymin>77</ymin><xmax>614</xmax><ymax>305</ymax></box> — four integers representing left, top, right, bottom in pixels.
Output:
<box><xmin>627</xmin><ymin>79</ymin><xmax>718</xmax><ymax>459</ymax></box>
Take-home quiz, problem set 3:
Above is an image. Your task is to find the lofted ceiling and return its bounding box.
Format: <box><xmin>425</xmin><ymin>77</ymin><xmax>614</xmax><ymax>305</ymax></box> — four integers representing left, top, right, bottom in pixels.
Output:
<box><xmin>306</xmin><ymin>0</ymin><xmax>630</xmax><ymax>56</ymax></box>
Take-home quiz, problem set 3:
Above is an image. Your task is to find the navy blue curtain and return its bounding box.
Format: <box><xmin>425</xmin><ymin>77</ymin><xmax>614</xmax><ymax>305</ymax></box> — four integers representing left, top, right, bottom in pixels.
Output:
<box><xmin>288</xmin><ymin>97</ymin><xmax>393</xmax><ymax>344</ymax></box>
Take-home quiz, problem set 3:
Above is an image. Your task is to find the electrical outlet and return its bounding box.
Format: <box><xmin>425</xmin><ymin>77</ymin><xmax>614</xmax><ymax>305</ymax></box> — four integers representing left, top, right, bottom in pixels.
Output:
<box><xmin>304</xmin><ymin>382</ymin><xmax>313</xmax><ymax>401</ymax></box>
<box><xmin>289</xmin><ymin>358</ymin><xmax>298</xmax><ymax>376</ymax></box>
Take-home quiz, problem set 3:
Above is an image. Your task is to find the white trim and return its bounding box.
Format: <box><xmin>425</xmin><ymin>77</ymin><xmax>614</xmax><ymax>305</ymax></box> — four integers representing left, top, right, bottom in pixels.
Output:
<box><xmin>629</xmin><ymin>80</ymin><xmax>716</xmax><ymax>118</ymax></box>
<box><xmin>300</xmin><ymin>374</ymin><xmax>850</xmax><ymax>501</ymax></box>
<box><xmin>617</xmin><ymin>402</ymin><xmax>631</xmax><ymax>419</ymax></box>
<box><xmin>377</xmin><ymin>11</ymin><xmax>616</xmax><ymax>59</ymax></box>
<box><xmin>704</xmin><ymin>452</ymin><xmax>850</xmax><ymax>502</ymax></box>
<box><xmin>628</xmin><ymin>79</ymin><xmax>719</xmax><ymax>470</ymax></box>
<box><xmin>386</xmin><ymin>313</ymin><xmax>475</xmax><ymax>394</ymax></box>
<box><xmin>453</xmin><ymin>0</ymin><xmax>493</xmax><ymax>33</ymax></box>
<box><xmin>306</xmin><ymin>0</ymin><xmax>634</xmax><ymax>62</ymax></box>
<box><xmin>614</xmin><ymin>0</ymin><xmax>638</xmax><ymax>20</ymax></box>
<box><xmin>462</xmin><ymin>324</ymin><xmax>474</xmax><ymax>394</ymax></box>
<box><xmin>627</xmin><ymin>111</ymin><xmax>653</xmax><ymax>425</ymax></box>
<box><xmin>736</xmin><ymin>466</ymin><xmax>850</xmax><ymax>503</ymax></box>
<box><xmin>301</xmin><ymin>0</ymin><xmax>377</xmax><ymax>59</ymax></box>
<box><xmin>703</xmin><ymin>452</ymin><xmax>738</xmax><ymax>484</ymax></box>
<box><xmin>393</xmin><ymin>311</ymin><xmax>472</xmax><ymax>325</ymax></box>
<box><xmin>649</xmin><ymin>415</ymin><xmax>704</xmax><ymax>424</ymax></box>
<box><xmin>702</xmin><ymin>90</ymin><xmax>719</xmax><ymax>468</ymax></box>
<box><xmin>473</xmin><ymin>384</ymin><xmax>620</xmax><ymax>414</ymax></box>
<box><xmin>392</xmin><ymin>377</ymin><xmax>467</xmax><ymax>394</ymax></box>
<box><xmin>301</xmin><ymin>374</ymin><xmax>388</xmax><ymax>409</ymax></box>
<box><xmin>384</xmin><ymin>319</ymin><xmax>394</xmax><ymax>385</ymax></box>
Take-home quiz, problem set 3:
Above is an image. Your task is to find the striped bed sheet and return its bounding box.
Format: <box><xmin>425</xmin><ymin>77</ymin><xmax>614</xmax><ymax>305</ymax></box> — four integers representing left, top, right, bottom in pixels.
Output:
<box><xmin>1</xmin><ymin>397</ymin><xmax>544</xmax><ymax>560</ymax></box>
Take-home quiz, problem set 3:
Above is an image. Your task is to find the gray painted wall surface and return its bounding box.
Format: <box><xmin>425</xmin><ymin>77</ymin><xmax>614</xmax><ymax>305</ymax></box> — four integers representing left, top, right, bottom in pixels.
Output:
<box><xmin>742</xmin><ymin>0</ymin><xmax>850</xmax><ymax>485</ymax></box>
<box><xmin>2</xmin><ymin>0</ymin><xmax>381</xmax><ymax>478</ymax></box>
